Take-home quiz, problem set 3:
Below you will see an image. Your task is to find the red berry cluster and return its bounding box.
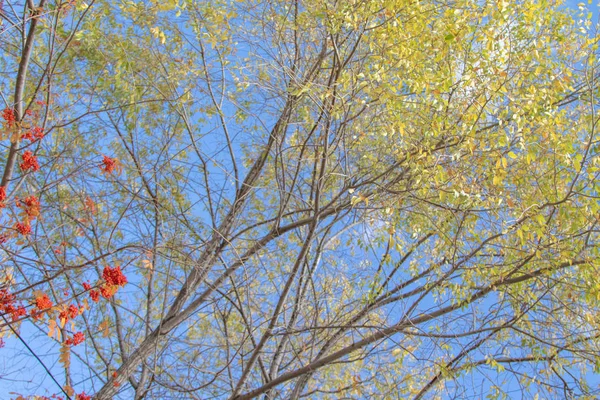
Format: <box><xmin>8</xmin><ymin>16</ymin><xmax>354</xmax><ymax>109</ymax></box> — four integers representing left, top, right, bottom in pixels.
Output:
<box><xmin>65</xmin><ymin>331</ymin><xmax>85</xmax><ymax>346</ymax></box>
<box><xmin>58</xmin><ymin>303</ymin><xmax>80</xmax><ymax>323</ymax></box>
<box><xmin>13</xmin><ymin>195</ymin><xmax>41</xmax><ymax>236</ymax></box>
<box><xmin>21</xmin><ymin>126</ymin><xmax>44</xmax><ymax>142</ymax></box>
<box><xmin>15</xmin><ymin>222</ymin><xmax>31</xmax><ymax>235</ymax></box>
<box><xmin>103</xmin><ymin>265</ymin><xmax>128</xmax><ymax>287</ymax></box>
<box><xmin>30</xmin><ymin>293</ymin><xmax>54</xmax><ymax>320</ymax></box>
<box><xmin>35</xmin><ymin>294</ymin><xmax>53</xmax><ymax>310</ymax></box>
<box><xmin>0</xmin><ymin>288</ymin><xmax>26</xmax><ymax>321</ymax></box>
<box><xmin>83</xmin><ymin>266</ymin><xmax>127</xmax><ymax>303</ymax></box>
<box><xmin>2</xmin><ymin>108</ymin><xmax>16</xmax><ymax>127</ymax></box>
<box><xmin>20</xmin><ymin>150</ymin><xmax>40</xmax><ymax>172</ymax></box>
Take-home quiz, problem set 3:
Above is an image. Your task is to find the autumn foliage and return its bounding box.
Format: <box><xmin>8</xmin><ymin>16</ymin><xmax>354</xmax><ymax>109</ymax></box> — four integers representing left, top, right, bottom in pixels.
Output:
<box><xmin>3</xmin><ymin>0</ymin><xmax>600</xmax><ymax>399</ymax></box>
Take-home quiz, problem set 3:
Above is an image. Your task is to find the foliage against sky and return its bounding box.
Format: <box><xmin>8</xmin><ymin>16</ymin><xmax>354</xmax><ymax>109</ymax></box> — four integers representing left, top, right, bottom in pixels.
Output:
<box><xmin>1</xmin><ymin>0</ymin><xmax>600</xmax><ymax>398</ymax></box>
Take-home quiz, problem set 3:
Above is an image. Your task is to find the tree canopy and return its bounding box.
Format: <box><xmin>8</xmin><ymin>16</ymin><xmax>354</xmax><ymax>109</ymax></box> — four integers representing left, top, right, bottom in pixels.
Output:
<box><xmin>1</xmin><ymin>0</ymin><xmax>600</xmax><ymax>398</ymax></box>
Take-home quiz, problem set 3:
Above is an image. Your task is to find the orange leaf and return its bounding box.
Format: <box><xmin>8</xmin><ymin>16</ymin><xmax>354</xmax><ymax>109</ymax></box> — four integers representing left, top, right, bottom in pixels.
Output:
<box><xmin>99</xmin><ymin>319</ymin><xmax>110</xmax><ymax>338</ymax></box>
<box><xmin>47</xmin><ymin>319</ymin><xmax>60</xmax><ymax>340</ymax></box>
<box><xmin>59</xmin><ymin>343</ymin><xmax>71</xmax><ymax>369</ymax></box>
<box><xmin>64</xmin><ymin>384</ymin><xmax>74</xmax><ymax>396</ymax></box>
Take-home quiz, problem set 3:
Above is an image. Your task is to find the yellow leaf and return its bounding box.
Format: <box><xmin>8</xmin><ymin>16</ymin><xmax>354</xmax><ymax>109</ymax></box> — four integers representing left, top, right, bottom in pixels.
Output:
<box><xmin>142</xmin><ymin>259</ymin><xmax>153</xmax><ymax>270</ymax></box>
<box><xmin>76</xmin><ymin>2</ymin><xmax>89</xmax><ymax>11</ymax></box>
<box><xmin>156</xmin><ymin>0</ymin><xmax>177</xmax><ymax>11</ymax></box>
<box><xmin>150</xmin><ymin>27</ymin><xmax>166</xmax><ymax>44</ymax></box>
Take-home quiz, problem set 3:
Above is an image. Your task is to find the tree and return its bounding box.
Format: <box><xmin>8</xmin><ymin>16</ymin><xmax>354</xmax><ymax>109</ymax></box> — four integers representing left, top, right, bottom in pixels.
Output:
<box><xmin>1</xmin><ymin>0</ymin><xmax>600</xmax><ymax>398</ymax></box>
